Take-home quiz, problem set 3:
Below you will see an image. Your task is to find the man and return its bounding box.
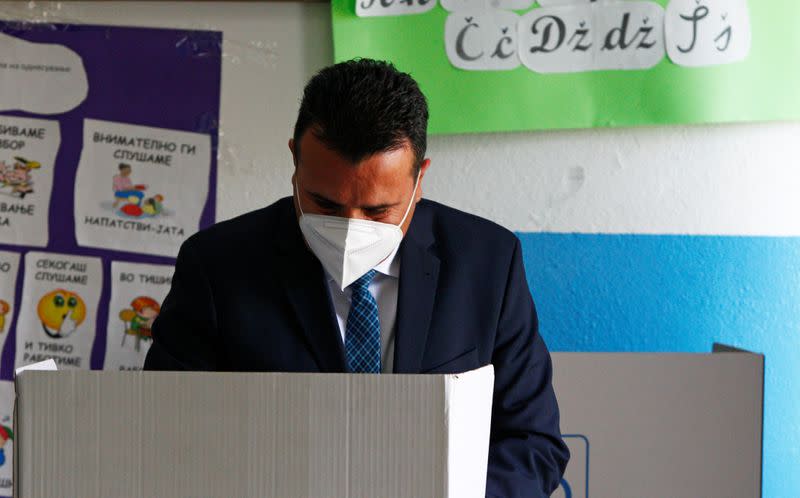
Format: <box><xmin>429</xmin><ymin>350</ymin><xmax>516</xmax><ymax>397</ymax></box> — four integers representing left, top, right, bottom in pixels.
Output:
<box><xmin>144</xmin><ymin>59</ymin><xmax>569</xmax><ymax>497</ymax></box>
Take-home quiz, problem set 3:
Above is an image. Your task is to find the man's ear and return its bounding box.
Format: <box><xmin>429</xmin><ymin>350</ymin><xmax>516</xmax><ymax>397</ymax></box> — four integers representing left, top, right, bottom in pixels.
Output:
<box><xmin>288</xmin><ymin>138</ymin><xmax>297</xmax><ymax>167</ymax></box>
<box><xmin>415</xmin><ymin>158</ymin><xmax>431</xmax><ymax>202</ymax></box>
<box><xmin>289</xmin><ymin>139</ymin><xmax>298</xmax><ymax>192</ymax></box>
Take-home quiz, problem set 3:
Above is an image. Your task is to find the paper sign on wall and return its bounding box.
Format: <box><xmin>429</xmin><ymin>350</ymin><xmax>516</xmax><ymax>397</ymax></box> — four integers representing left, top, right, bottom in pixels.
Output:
<box><xmin>665</xmin><ymin>0</ymin><xmax>751</xmax><ymax>67</ymax></box>
<box><xmin>441</xmin><ymin>0</ymin><xmax>533</xmax><ymax>11</ymax></box>
<box><xmin>0</xmin><ymin>252</ymin><xmax>19</xmax><ymax>361</ymax></box>
<box><xmin>445</xmin><ymin>10</ymin><xmax>521</xmax><ymax>71</ymax></box>
<box><xmin>103</xmin><ymin>261</ymin><xmax>173</xmax><ymax>371</ymax></box>
<box><xmin>0</xmin><ymin>116</ymin><xmax>59</xmax><ymax>247</ymax></box>
<box><xmin>333</xmin><ymin>0</ymin><xmax>789</xmax><ymax>134</ymax></box>
<box><xmin>518</xmin><ymin>2</ymin><xmax>666</xmax><ymax>73</ymax></box>
<box><xmin>15</xmin><ymin>252</ymin><xmax>102</xmax><ymax>370</ymax></box>
<box><xmin>361</xmin><ymin>0</ymin><xmax>743</xmax><ymax>73</ymax></box>
<box><xmin>0</xmin><ymin>381</ymin><xmax>12</xmax><ymax>494</ymax></box>
<box><xmin>74</xmin><ymin>119</ymin><xmax>211</xmax><ymax>258</ymax></box>
<box><xmin>537</xmin><ymin>0</ymin><xmax>591</xmax><ymax>5</ymax></box>
<box><xmin>0</xmin><ymin>32</ymin><xmax>88</xmax><ymax>115</ymax></box>
<box><xmin>357</xmin><ymin>0</ymin><xmax>437</xmax><ymax>17</ymax></box>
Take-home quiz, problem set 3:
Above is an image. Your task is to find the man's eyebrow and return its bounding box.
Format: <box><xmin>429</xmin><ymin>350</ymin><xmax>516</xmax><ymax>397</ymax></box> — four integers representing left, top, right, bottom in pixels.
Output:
<box><xmin>361</xmin><ymin>202</ymin><xmax>399</xmax><ymax>211</ymax></box>
<box><xmin>307</xmin><ymin>191</ymin><xmax>400</xmax><ymax>211</ymax></box>
<box><xmin>308</xmin><ymin>191</ymin><xmax>343</xmax><ymax>208</ymax></box>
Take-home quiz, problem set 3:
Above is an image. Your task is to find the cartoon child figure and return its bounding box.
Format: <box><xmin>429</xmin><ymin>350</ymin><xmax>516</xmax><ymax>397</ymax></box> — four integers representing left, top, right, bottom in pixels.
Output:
<box><xmin>119</xmin><ymin>296</ymin><xmax>160</xmax><ymax>352</ymax></box>
<box><xmin>0</xmin><ymin>425</ymin><xmax>12</xmax><ymax>467</ymax></box>
<box><xmin>37</xmin><ymin>289</ymin><xmax>87</xmax><ymax>338</ymax></box>
<box><xmin>2</xmin><ymin>157</ymin><xmax>40</xmax><ymax>198</ymax></box>
<box><xmin>0</xmin><ymin>300</ymin><xmax>10</xmax><ymax>333</ymax></box>
<box><xmin>112</xmin><ymin>163</ymin><xmax>147</xmax><ymax>208</ymax></box>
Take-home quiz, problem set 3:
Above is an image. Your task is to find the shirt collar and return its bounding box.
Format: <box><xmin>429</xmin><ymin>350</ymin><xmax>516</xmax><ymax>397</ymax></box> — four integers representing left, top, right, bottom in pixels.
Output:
<box><xmin>372</xmin><ymin>243</ymin><xmax>401</xmax><ymax>278</ymax></box>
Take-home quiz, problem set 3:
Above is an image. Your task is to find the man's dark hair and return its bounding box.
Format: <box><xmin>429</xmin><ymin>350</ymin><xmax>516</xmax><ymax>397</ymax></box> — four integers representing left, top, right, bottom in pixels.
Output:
<box><xmin>293</xmin><ymin>59</ymin><xmax>428</xmax><ymax>177</ymax></box>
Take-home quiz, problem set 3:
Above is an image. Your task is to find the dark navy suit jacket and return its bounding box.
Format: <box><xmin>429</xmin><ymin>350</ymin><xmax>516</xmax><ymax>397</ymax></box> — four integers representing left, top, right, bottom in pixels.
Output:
<box><xmin>144</xmin><ymin>197</ymin><xmax>569</xmax><ymax>497</ymax></box>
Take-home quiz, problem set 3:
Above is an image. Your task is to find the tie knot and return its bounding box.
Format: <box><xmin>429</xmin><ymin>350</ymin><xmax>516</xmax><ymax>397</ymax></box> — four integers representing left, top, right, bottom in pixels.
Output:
<box><xmin>350</xmin><ymin>269</ymin><xmax>376</xmax><ymax>292</ymax></box>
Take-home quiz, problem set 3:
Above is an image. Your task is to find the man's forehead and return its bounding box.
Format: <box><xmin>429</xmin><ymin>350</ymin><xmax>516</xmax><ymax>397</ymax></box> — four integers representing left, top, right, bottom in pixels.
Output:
<box><xmin>306</xmin><ymin>190</ymin><xmax>401</xmax><ymax>211</ymax></box>
<box><xmin>297</xmin><ymin>147</ymin><xmax>415</xmax><ymax>209</ymax></box>
<box><xmin>298</xmin><ymin>129</ymin><xmax>414</xmax><ymax>166</ymax></box>
<box><xmin>299</xmin><ymin>138</ymin><xmax>413</xmax><ymax>179</ymax></box>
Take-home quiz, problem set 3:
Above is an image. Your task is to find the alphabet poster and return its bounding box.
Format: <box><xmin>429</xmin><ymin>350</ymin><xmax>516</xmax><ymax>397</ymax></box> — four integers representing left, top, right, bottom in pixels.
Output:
<box><xmin>333</xmin><ymin>0</ymin><xmax>800</xmax><ymax>133</ymax></box>
<box><xmin>0</xmin><ymin>21</ymin><xmax>221</xmax><ymax>494</ymax></box>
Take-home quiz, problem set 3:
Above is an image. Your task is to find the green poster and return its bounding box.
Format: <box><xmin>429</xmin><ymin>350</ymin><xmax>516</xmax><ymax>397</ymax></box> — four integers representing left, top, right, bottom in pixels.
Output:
<box><xmin>332</xmin><ymin>0</ymin><xmax>800</xmax><ymax>134</ymax></box>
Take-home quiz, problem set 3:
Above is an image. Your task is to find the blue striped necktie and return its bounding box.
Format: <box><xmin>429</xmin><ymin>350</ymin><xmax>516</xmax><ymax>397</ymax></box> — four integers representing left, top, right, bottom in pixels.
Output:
<box><xmin>345</xmin><ymin>270</ymin><xmax>380</xmax><ymax>373</ymax></box>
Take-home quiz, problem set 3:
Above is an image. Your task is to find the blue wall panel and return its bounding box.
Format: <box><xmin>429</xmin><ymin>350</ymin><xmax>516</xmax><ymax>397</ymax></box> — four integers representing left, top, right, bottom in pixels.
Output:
<box><xmin>518</xmin><ymin>233</ymin><xmax>800</xmax><ymax>498</ymax></box>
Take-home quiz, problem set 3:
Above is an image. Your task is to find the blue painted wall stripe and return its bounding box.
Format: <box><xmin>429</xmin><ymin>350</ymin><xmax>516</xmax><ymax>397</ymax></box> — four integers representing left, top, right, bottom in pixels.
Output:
<box><xmin>518</xmin><ymin>232</ymin><xmax>800</xmax><ymax>498</ymax></box>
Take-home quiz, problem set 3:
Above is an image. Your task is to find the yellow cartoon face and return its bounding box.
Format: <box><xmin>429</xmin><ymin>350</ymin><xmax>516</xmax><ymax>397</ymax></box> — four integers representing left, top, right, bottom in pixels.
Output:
<box><xmin>37</xmin><ymin>289</ymin><xmax>86</xmax><ymax>338</ymax></box>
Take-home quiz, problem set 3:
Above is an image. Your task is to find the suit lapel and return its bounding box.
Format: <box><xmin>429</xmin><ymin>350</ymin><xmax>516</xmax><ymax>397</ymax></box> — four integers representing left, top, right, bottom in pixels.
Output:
<box><xmin>394</xmin><ymin>201</ymin><xmax>440</xmax><ymax>373</ymax></box>
<box><xmin>276</xmin><ymin>201</ymin><xmax>346</xmax><ymax>372</ymax></box>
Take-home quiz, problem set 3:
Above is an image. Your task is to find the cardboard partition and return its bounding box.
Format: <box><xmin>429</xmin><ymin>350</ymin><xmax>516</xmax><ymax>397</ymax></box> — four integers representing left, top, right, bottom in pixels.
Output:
<box><xmin>551</xmin><ymin>350</ymin><xmax>764</xmax><ymax>498</ymax></box>
<box><xmin>13</xmin><ymin>366</ymin><xmax>494</xmax><ymax>498</ymax></box>
<box><xmin>13</xmin><ymin>350</ymin><xmax>764</xmax><ymax>498</ymax></box>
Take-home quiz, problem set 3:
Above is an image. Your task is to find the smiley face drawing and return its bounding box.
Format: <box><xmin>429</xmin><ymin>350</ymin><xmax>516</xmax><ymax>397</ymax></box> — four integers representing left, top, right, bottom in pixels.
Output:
<box><xmin>37</xmin><ymin>289</ymin><xmax>86</xmax><ymax>338</ymax></box>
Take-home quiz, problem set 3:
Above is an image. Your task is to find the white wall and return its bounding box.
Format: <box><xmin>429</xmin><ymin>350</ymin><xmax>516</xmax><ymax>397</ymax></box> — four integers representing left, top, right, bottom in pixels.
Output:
<box><xmin>2</xmin><ymin>0</ymin><xmax>799</xmax><ymax>237</ymax></box>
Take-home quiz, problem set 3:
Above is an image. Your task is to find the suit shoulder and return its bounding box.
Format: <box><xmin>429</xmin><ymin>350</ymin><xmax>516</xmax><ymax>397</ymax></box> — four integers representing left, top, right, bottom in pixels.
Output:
<box><xmin>421</xmin><ymin>199</ymin><xmax>518</xmax><ymax>250</ymax></box>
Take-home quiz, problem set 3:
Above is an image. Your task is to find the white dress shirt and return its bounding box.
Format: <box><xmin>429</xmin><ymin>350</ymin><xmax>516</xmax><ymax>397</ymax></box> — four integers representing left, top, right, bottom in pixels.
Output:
<box><xmin>325</xmin><ymin>245</ymin><xmax>400</xmax><ymax>373</ymax></box>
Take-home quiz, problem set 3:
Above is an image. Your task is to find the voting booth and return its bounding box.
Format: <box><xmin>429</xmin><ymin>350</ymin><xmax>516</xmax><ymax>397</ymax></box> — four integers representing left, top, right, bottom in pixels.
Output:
<box><xmin>12</xmin><ymin>349</ymin><xmax>762</xmax><ymax>498</ymax></box>
<box><xmin>552</xmin><ymin>346</ymin><xmax>763</xmax><ymax>498</ymax></box>
<box><xmin>13</xmin><ymin>366</ymin><xmax>495</xmax><ymax>498</ymax></box>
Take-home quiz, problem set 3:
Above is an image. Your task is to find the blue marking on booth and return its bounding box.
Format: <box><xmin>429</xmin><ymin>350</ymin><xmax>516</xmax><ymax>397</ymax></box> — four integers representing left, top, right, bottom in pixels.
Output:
<box><xmin>555</xmin><ymin>434</ymin><xmax>589</xmax><ymax>498</ymax></box>
<box><xmin>518</xmin><ymin>232</ymin><xmax>800</xmax><ymax>498</ymax></box>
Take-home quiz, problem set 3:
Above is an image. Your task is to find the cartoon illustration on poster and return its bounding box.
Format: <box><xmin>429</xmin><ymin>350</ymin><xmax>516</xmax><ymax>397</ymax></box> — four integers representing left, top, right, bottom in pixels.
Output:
<box><xmin>0</xmin><ymin>116</ymin><xmax>59</xmax><ymax>247</ymax></box>
<box><xmin>74</xmin><ymin>118</ymin><xmax>211</xmax><ymax>257</ymax></box>
<box><xmin>0</xmin><ymin>381</ymin><xmax>13</xmax><ymax>493</ymax></box>
<box><xmin>103</xmin><ymin>261</ymin><xmax>173</xmax><ymax>371</ymax></box>
<box><xmin>0</xmin><ymin>251</ymin><xmax>20</xmax><ymax>360</ymax></box>
<box><xmin>15</xmin><ymin>252</ymin><xmax>102</xmax><ymax>370</ymax></box>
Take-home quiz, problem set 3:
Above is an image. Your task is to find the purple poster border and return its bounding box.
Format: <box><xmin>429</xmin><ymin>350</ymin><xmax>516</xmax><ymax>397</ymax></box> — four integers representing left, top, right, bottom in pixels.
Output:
<box><xmin>0</xmin><ymin>21</ymin><xmax>222</xmax><ymax>379</ymax></box>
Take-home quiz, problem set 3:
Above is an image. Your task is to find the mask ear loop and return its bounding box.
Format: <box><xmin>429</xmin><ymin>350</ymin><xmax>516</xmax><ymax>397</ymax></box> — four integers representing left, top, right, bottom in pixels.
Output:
<box><xmin>293</xmin><ymin>177</ymin><xmax>305</xmax><ymax>217</ymax></box>
<box><xmin>398</xmin><ymin>170</ymin><xmax>422</xmax><ymax>228</ymax></box>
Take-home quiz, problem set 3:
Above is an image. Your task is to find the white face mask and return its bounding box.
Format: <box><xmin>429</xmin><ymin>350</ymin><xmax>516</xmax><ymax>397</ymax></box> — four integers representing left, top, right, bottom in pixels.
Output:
<box><xmin>295</xmin><ymin>172</ymin><xmax>420</xmax><ymax>290</ymax></box>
